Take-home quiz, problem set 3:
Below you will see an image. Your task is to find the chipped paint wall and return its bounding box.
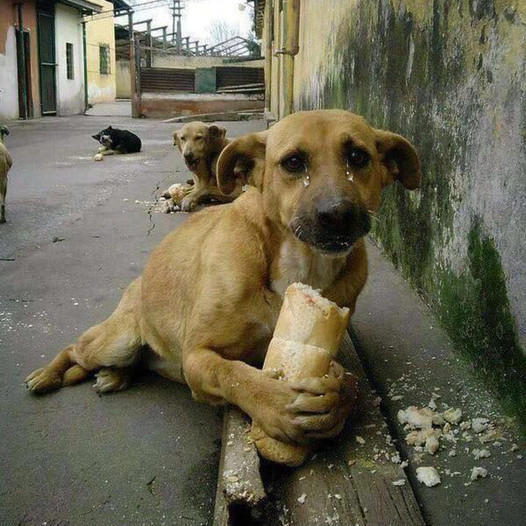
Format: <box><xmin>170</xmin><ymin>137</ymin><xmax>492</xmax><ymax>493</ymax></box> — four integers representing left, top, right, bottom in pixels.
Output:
<box><xmin>289</xmin><ymin>0</ymin><xmax>526</xmax><ymax>414</ymax></box>
<box><xmin>55</xmin><ymin>3</ymin><xmax>85</xmax><ymax>115</ymax></box>
<box><xmin>0</xmin><ymin>0</ymin><xmax>40</xmax><ymax>120</ymax></box>
<box><xmin>85</xmin><ymin>0</ymin><xmax>116</xmax><ymax>104</ymax></box>
<box><xmin>0</xmin><ymin>25</ymin><xmax>18</xmax><ymax>121</ymax></box>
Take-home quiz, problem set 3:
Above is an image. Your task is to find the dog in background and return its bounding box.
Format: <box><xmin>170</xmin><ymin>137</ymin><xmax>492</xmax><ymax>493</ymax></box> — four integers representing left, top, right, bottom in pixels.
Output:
<box><xmin>0</xmin><ymin>125</ymin><xmax>13</xmax><ymax>223</ymax></box>
<box><xmin>92</xmin><ymin>126</ymin><xmax>141</xmax><ymax>161</ymax></box>
<box><xmin>171</xmin><ymin>122</ymin><xmax>245</xmax><ymax>212</ymax></box>
<box><xmin>26</xmin><ymin>110</ymin><xmax>421</xmax><ymax>447</ymax></box>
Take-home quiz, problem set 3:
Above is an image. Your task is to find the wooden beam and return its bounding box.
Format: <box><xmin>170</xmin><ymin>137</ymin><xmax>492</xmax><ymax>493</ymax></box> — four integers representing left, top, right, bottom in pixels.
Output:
<box><xmin>262</xmin><ymin>332</ymin><xmax>426</xmax><ymax>526</ymax></box>
<box><xmin>212</xmin><ymin>407</ymin><xmax>266</xmax><ymax>526</ymax></box>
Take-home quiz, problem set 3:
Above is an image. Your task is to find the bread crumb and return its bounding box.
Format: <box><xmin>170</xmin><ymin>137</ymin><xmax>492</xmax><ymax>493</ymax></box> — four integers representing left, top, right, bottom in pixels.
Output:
<box><xmin>355</xmin><ymin>436</ymin><xmax>365</xmax><ymax>445</ymax></box>
<box><xmin>416</xmin><ymin>467</ymin><xmax>441</xmax><ymax>487</ymax></box>
<box><xmin>472</xmin><ymin>448</ymin><xmax>491</xmax><ymax>460</ymax></box>
<box><xmin>297</xmin><ymin>493</ymin><xmax>307</xmax><ymax>504</ymax></box>
<box><xmin>471</xmin><ymin>417</ymin><xmax>489</xmax><ymax>433</ymax></box>
<box><xmin>442</xmin><ymin>408</ymin><xmax>462</xmax><ymax>424</ymax></box>
<box><xmin>470</xmin><ymin>467</ymin><xmax>488</xmax><ymax>481</ymax></box>
<box><xmin>392</xmin><ymin>479</ymin><xmax>406</xmax><ymax>486</ymax></box>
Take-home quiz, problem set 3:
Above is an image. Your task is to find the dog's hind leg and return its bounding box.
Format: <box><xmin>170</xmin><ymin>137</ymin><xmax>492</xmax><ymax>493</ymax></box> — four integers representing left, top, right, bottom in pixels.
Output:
<box><xmin>93</xmin><ymin>367</ymin><xmax>134</xmax><ymax>393</ymax></box>
<box><xmin>26</xmin><ymin>279</ymin><xmax>143</xmax><ymax>394</ymax></box>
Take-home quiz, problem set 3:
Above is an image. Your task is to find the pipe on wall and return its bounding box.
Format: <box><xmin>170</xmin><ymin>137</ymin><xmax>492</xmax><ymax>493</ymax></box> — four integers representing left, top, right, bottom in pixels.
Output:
<box><xmin>82</xmin><ymin>20</ymin><xmax>88</xmax><ymax>112</ymax></box>
<box><xmin>279</xmin><ymin>0</ymin><xmax>300</xmax><ymax>118</ymax></box>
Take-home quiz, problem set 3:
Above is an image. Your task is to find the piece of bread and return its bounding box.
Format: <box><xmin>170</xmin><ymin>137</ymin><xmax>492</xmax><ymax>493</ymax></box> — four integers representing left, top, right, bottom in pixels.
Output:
<box><xmin>162</xmin><ymin>183</ymin><xmax>192</xmax><ymax>205</ymax></box>
<box><xmin>273</xmin><ymin>283</ymin><xmax>350</xmax><ymax>353</ymax></box>
<box><xmin>251</xmin><ymin>283</ymin><xmax>350</xmax><ymax>466</ymax></box>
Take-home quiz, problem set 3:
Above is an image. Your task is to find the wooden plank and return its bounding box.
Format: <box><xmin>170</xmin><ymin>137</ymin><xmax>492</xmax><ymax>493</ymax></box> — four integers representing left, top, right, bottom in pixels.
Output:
<box><xmin>262</xmin><ymin>332</ymin><xmax>426</xmax><ymax>526</ymax></box>
<box><xmin>213</xmin><ymin>406</ymin><xmax>266</xmax><ymax>526</ymax></box>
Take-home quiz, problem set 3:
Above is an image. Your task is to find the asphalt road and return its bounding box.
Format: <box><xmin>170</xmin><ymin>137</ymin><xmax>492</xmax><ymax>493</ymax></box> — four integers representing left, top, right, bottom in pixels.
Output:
<box><xmin>0</xmin><ymin>114</ymin><xmax>264</xmax><ymax>526</ymax></box>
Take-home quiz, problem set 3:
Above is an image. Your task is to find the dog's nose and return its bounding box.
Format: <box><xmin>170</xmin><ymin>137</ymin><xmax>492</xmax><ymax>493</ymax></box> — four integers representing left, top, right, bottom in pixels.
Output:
<box><xmin>184</xmin><ymin>152</ymin><xmax>194</xmax><ymax>162</ymax></box>
<box><xmin>316</xmin><ymin>199</ymin><xmax>369</xmax><ymax>235</ymax></box>
<box><xmin>317</xmin><ymin>199</ymin><xmax>355</xmax><ymax>230</ymax></box>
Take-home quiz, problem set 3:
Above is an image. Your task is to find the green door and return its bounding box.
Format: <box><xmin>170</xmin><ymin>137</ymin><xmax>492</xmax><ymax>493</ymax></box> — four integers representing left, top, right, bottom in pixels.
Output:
<box><xmin>37</xmin><ymin>4</ymin><xmax>56</xmax><ymax>115</ymax></box>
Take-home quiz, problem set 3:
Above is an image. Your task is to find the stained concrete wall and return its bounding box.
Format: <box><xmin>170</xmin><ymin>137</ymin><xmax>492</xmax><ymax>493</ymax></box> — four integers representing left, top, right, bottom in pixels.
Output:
<box><xmin>85</xmin><ymin>0</ymin><xmax>116</xmax><ymax>104</ymax></box>
<box><xmin>0</xmin><ymin>25</ymin><xmax>18</xmax><ymax>120</ymax></box>
<box><xmin>55</xmin><ymin>3</ymin><xmax>85</xmax><ymax>115</ymax></box>
<box><xmin>0</xmin><ymin>0</ymin><xmax>40</xmax><ymax>120</ymax></box>
<box><xmin>150</xmin><ymin>54</ymin><xmax>264</xmax><ymax>69</ymax></box>
<box><xmin>116</xmin><ymin>59</ymin><xmax>130</xmax><ymax>98</ymax></box>
<box><xmin>286</xmin><ymin>0</ymin><xmax>525</xmax><ymax>414</ymax></box>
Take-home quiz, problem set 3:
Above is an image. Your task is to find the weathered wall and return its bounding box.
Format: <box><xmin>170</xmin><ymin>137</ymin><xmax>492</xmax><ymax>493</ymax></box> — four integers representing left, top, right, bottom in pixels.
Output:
<box><xmin>139</xmin><ymin>92</ymin><xmax>263</xmax><ymax>119</ymax></box>
<box><xmin>55</xmin><ymin>3</ymin><xmax>85</xmax><ymax>115</ymax></box>
<box><xmin>116</xmin><ymin>59</ymin><xmax>131</xmax><ymax>98</ymax></box>
<box><xmin>150</xmin><ymin>54</ymin><xmax>264</xmax><ymax>69</ymax></box>
<box><xmin>292</xmin><ymin>0</ymin><xmax>526</xmax><ymax>415</ymax></box>
<box><xmin>0</xmin><ymin>25</ymin><xmax>18</xmax><ymax>121</ymax></box>
<box><xmin>85</xmin><ymin>0</ymin><xmax>116</xmax><ymax>104</ymax></box>
<box><xmin>0</xmin><ymin>0</ymin><xmax>40</xmax><ymax>120</ymax></box>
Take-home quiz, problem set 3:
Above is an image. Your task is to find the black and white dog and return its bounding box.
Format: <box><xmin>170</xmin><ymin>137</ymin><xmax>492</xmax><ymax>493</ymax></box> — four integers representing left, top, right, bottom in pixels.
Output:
<box><xmin>92</xmin><ymin>126</ymin><xmax>141</xmax><ymax>160</ymax></box>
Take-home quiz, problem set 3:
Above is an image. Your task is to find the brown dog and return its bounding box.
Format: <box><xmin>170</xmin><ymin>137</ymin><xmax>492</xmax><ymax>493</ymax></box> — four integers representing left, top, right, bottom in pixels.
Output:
<box><xmin>0</xmin><ymin>126</ymin><xmax>12</xmax><ymax>224</ymax></box>
<box><xmin>172</xmin><ymin>122</ymin><xmax>243</xmax><ymax>212</ymax></box>
<box><xmin>26</xmin><ymin>110</ymin><xmax>421</xmax><ymax>445</ymax></box>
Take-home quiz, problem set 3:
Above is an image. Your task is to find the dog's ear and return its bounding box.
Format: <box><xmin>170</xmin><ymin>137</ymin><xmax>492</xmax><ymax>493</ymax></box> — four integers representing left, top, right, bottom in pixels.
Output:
<box><xmin>216</xmin><ymin>131</ymin><xmax>267</xmax><ymax>195</ymax></box>
<box><xmin>172</xmin><ymin>130</ymin><xmax>180</xmax><ymax>148</ymax></box>
<box><xmin>208</xmin><ymin>125</ymin><xmax>227</xmax><ymax>140</ymax></box>
<box><xmin>375</xmin><ymin>129</ymin><xmax>421</xmax><ymax>190</ymax></box>
<box><xmin>108</xmin><ymin>126</ymin><xmax>112</xmax><ymax>131</ymax></box>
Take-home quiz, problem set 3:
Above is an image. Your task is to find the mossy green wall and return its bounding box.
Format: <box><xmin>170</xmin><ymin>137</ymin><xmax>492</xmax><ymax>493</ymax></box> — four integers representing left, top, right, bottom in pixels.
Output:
<box><xmin>293</xmin><ymin>0</ymin><xmax>525</xmax><ymax>419</ymax></box>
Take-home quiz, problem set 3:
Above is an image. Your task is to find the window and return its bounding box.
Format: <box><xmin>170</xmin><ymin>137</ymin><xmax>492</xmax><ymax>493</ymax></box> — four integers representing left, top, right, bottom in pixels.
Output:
<box><xmin>99</xmin><ymin>44</ymin><xmax>110</xmax><ymax>75</ymax></box>
<box><xmin>66</xmin><ymin>43</ymin><xmax>73</xmax><ymax>79</ymax></box>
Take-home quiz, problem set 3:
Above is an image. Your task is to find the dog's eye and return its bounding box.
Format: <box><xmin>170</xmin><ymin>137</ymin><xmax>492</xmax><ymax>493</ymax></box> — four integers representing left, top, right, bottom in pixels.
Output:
<box><xmin>347</xmin><ymin>148</ymin><xmax>370</xmax><ymax>168</ymax></box>
<box><xmin>180</xmin><ymin>136</ymin><xmax>186</xmax><ymax>142</ymax></box>
<box><xmin>281</xmin><ymin>155</ymin><xmax>306</xmax><ymax>173</ymax></box>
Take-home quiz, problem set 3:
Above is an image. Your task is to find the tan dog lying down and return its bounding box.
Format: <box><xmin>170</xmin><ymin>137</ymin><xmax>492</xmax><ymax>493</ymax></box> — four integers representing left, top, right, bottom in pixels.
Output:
<box><xmin>26</xmin><ymin>110</ymin><xmax>421</xmax><ymax>450</ymax></box>
<box><xmin>171</xmin><ymin>122</ymin><xmax>244</xmax><ymax>212</ymax></box>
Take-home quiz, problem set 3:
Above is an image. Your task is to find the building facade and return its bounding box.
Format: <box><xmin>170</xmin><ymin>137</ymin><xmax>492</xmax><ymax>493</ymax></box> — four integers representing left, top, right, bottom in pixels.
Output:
<box><xmin>0</xmin><ymin>0</ymin><xmax>102</xmax><ymax>120</ymax></box>
<box><xmin>85</xmin><ymin>0</ymin><xmax>127</xmax><ymax>104</ymax></box>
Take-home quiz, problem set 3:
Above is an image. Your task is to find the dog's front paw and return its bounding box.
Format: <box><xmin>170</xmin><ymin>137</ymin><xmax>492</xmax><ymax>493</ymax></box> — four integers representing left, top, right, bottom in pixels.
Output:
<box><xmin>25</xmin><ymin>368</ymin><xmax>62</xmax><ymax>394</ymax></box>
<box><xmin>181</xmin><ymin>195</ymin><xmax>196</xmax><ymax>212</ymax></box>
<box><xmin>287</xmin><ymin>363</ymin><xmax>359</xmax><ymax>441</ymax></box>
<box><xmin>93</xmin><ymin>153</ymin><xmax>103</xmax><ymax>161</ymax></box>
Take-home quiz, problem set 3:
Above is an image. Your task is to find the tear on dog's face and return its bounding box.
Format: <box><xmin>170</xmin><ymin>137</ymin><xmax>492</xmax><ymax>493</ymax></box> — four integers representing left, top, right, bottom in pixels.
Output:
<box><xmin>217</xmin><ymin>110</ymin><xmax>421</xmax><ymax>256</ymax></box>
<box><xmin>172</xmin><ymin>122</ymin><xmax>227</xmax><ymax>171</ymax></box>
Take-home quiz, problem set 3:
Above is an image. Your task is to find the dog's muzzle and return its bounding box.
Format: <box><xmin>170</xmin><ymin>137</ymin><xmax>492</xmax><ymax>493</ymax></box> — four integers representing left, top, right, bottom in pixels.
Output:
<box><xmin>100</xmin><ymin>135</ymin><xmax>113</xmax><ymax>147</ymax></box>
<box><xmin>184</xmin><ymin>152</ymin><xmax>200</xmax><ymax>170</ymax></box>
<box><xmin>290</xmin><ymin>199</ymin><xmax>371</xmax><ymax>255</ymax></box>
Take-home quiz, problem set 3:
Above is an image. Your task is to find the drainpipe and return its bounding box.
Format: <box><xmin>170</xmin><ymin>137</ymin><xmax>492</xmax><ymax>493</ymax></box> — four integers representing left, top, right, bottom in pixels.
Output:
<box><xmin>263</xmin><ymin>0</ymin><xmax>273</xmax><ymax>114</ymax></box>
<box><xmin>17</xmin><ymin>3</ymin><xmax>28</xmax><ymax>119</ymax></box>
<box><xmin>128</xmin><ymin>10</ymin><xmax>140</xmax><ymax>118</ymax></box>
<box><xmin>277</xmin><ymin>0</ymin><xmax>300</xmax><ymax>118</ymax></box>
<box><xmin>82</xmin><ymin>20</ymin><xmax>88</xmax><ymax>112</ymax></box>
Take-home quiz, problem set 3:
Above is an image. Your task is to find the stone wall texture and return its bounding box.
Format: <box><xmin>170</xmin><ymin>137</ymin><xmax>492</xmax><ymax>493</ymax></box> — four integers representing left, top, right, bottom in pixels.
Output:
<box><xmin>292</xmin><ymin>0</ymin><xmax>525</xmax><ymax>417</ymax></box>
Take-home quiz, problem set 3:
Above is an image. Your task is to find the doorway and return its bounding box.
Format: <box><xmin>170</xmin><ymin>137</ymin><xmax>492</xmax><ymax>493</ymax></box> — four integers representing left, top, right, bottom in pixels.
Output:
<box><xmin>37</xmin><ymin>3</ymin><xmax>56</xmax><ymax>115</ymax></box>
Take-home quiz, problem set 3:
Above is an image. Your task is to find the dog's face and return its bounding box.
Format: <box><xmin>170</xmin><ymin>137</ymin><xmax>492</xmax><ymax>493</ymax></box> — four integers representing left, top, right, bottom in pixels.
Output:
<box><xmin>217</xmin><ymin>110</ymin><xmax>421</xmax><ymax>255</ymax></box>
<box><xmin>0</xmin><ymin>126</ymin><xmax>9</xmax><ymax>144</ymax></box>
<box><xmin>173</xmin><ymin>122</ymin><xmax>227</xmax><ymax>171</ymax></box>
<box><xmin>92</xmin><ymin>126</ymin><xmax>114</xmax><ymax>148</ymax></box>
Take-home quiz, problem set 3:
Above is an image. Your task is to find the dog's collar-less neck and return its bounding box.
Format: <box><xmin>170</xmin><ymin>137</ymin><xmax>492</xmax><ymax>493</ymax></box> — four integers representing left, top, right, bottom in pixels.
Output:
<box><xmin>270</xmin><ymin>230</ymin><xmax>348</xmax><ymax>297</ymax></box>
